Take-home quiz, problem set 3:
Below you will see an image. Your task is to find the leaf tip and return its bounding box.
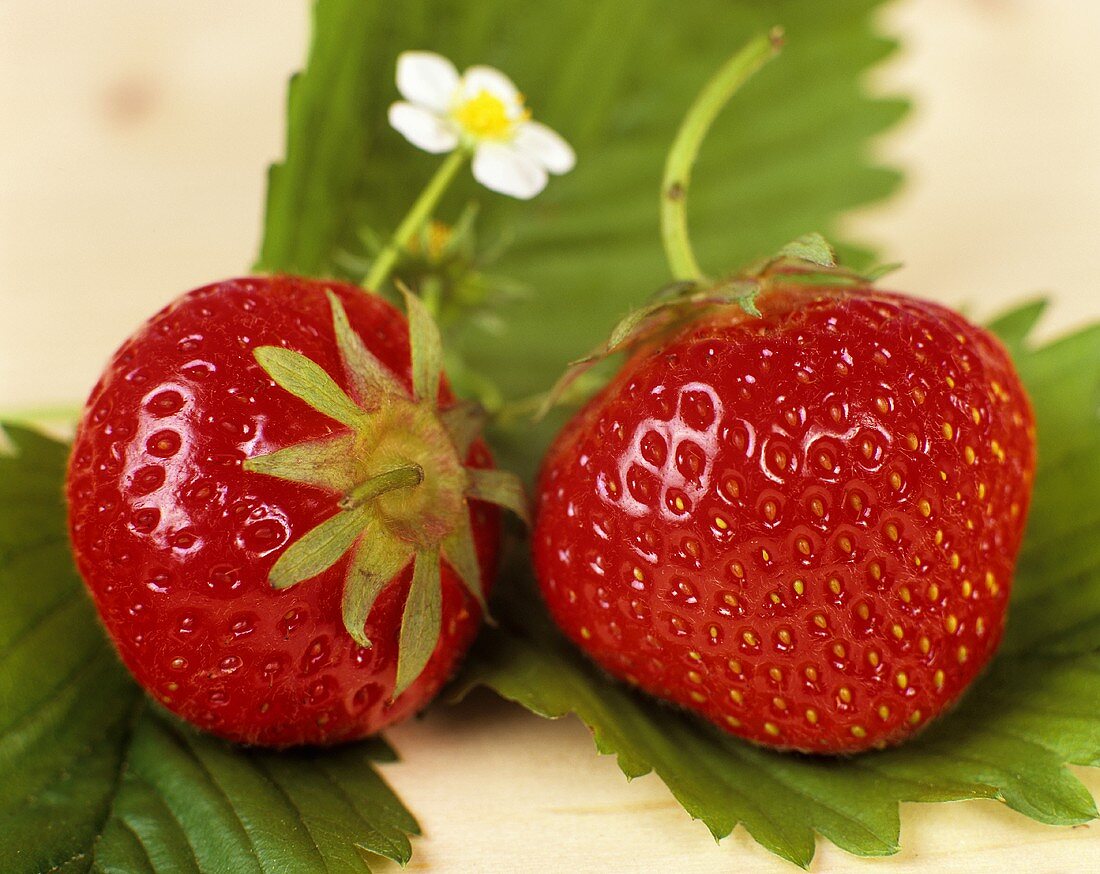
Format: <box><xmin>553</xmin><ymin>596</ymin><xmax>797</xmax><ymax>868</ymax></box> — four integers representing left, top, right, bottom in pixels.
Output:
<box><xmin>348</xmin><ymin>626</ymin><xmax>373</xmax><ymax>650</ymax></box>
<box><xmin>738</xmin><ymin>293</ymin><xmax>762</xmax><ymax>318</ymax></box>
<box><xmin>267</xmin><ymin>566</ymin><xmax>295</xmax><ymax>591</ymax></box>
<box><xmin>326</xmin><ymin>287</ymin><xmax>353</xmax><ymax>326</ymax></box>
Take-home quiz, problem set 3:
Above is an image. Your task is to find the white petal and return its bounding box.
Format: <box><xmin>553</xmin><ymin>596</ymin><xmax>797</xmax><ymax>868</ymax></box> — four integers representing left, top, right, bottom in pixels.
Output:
<box><xmin>513</xmin><ymin>121</ymin><xmax>576</xmax><ymax>175</ymax></box>
<box><xmin>461</xmin><ymin>65</ymin><xmax>522</xmax><ymax>114</ymax></box>
<box><xmin>396</xmin><ymin>51</ymin><xmax>460</xmax><ymax>112</ymax></box>
<box><xmin>388</xmin><ymin>102</ymin><xmax>459</xmax><ymax>154</ymax></box>
<box><xmin>472</xmin><ymin>142</ymin><xmax>549</xmax><ymax>199</ymax></box>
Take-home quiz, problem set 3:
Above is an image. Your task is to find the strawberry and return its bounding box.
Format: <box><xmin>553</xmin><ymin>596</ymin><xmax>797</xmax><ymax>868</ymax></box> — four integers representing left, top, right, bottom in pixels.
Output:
<box><xmin>533</xmin><ymin>277</ymin><xmax>1035</xmax><ymax>753</ymax></box>
<box><xmin>67</xmin><ymin>275</ymin><xmax>526</xmax><ymax>747</ymax></box>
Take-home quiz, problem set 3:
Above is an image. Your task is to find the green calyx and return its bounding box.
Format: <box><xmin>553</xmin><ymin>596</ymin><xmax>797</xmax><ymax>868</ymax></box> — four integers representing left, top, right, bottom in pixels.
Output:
<box><xmin>539</xmin><ymin>232</ymin><xmax>901</xmax><ymax>418</ymax></box>
<box><xmin>244</xmin><ymin>289</ymin><xmax>528</xmax><ymax>698</ymax></box>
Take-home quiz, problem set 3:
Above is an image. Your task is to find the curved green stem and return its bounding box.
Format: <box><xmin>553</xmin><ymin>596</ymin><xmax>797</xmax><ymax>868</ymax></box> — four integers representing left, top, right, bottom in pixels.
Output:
<box><xmin>340</xmin><ymin>464</ymin><xmax>424</xmax><ymax>509</ymax></box>
<box><xmin>660</xmin><ymin>29</ymin><xmax>783</xmax><ymax>283</ymax></box>
<box><xmin>364</xmin><ymin>148</ymin><xmax>469</xmax><ymax>292</ymax></box>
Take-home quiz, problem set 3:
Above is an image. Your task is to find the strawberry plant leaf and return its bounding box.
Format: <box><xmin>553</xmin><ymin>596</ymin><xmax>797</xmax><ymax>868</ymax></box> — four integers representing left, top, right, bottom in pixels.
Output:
<box><xmin>456</xmin><ymin>303</ymin><xmax>1100</xmax><ymax>867</ymax></box>
<box><xmin>0</xmin><ymin>424</ymin><xmax>419</xmax><ymax>873</ymax></box>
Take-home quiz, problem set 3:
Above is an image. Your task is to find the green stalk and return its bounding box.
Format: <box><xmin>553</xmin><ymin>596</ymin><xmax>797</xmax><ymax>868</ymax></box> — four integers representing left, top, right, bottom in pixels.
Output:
<box><xmin>660</xmin><ymin>29</ymin><xmax>783</xmax><ymax>283</ymax></box>
<box><xmin>340</xmin><ymin>464</ymin><xmax>424</xmax><ymax>509</ymax></box>
<box><xmin>364</xmin><ymin>148</ymin><xmax>469</xmax><ymax>292</ymax></box>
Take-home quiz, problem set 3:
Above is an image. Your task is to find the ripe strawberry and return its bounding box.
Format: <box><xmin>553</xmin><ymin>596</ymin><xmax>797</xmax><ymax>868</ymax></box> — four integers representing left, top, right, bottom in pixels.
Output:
<box><xmin>67</xmin><ymin>275</ymin><xmax>526</xmax><ymax>747</ymax></box>
<box><xmin>533</xmin><ymin>279</ymin><xmax>1035</xmax><ymax>752</ymax></box>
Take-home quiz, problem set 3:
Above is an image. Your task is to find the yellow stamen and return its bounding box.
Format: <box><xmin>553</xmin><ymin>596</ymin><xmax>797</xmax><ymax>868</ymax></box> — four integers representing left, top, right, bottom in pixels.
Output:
<box><xmin>454</xmin><ymin>90</ymin><xmax>521</xmax><ymax>139</ymax></box>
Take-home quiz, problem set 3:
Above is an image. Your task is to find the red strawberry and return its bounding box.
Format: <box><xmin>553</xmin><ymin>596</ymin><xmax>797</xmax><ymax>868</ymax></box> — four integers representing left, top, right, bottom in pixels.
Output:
<box><xmin>533</xmin><ymin>280</ymin><xmax>1035</xmax><ymax>753</ymax></box>
<box><xmin>67</xmin><ymin>275</ymin><xmax>526</xmax><ymax>747</ymax></box>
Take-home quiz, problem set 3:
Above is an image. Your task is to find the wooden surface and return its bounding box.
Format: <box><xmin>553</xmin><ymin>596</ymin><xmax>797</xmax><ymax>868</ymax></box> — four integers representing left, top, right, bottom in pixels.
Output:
<box><xmin>2</xmin><ymin>1</ymin><xmax>1098</xmax><ymax>870</ymax></box>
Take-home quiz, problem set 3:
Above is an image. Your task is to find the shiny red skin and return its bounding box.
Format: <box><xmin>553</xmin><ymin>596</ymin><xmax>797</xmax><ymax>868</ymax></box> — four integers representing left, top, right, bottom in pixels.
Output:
<box><xmin>534</xmin><ymin>286</ymin><xmax>1035</xmax><ymax>753</ymax></box>
<box><xmin>67</xmin><ymin>276</ymin><xmax>499</xmax><ymax>747</ymax></box>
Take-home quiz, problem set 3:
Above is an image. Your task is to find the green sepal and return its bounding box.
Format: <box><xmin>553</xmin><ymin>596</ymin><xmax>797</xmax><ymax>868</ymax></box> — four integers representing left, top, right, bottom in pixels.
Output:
<box><xmin>465</xmin><ymin>468</ymin><xmax>531</xmax><ymax>527</ymax></box>
<box><xmin>343</xmin><ymin>524</ymin><xmax>414</xmax><ymax>649</ymax></box>
<box><xmin>751</xmin><ymin>231</ymin><xmax>901</xmax><ymax>289</ymax></box>
<box><xmin>538</xmin><ymin>232</ymin><xmax>897</xmax><ymax>418</ymax></box>
<box><xmin>246</xmin><ymin>286</ymin><xmax>504</xmax><ymax>696</ymax></box>
<box><xmin>774</xmin><ymin>232</ymin><xmax>837</xmax><ymax>268</ymax></box>
<box><xmin>268</xmin><ymin>506</ymin><xmax>369</xmax><ymax>590</ymax></box>
<box><xmin>708</xmin><ymin>278</ymin><xmax>762</xmax><ymax>317</ymax></box>
<box><xmin>326</xmin><ymin>291</ymin><xmax>407</xmax><ymax>408</ymax></box>
<box><xmin>398</xmin><ymin>285</ymin><xmax>443</xmax><ymax>405</ymax></box>
<box><xmin>253</xmin><ymin>345</ymin><xmax>365</xmax><ymax>428</ymax></box>
<box><xmin>243</xmin><ymin>432</ymin><xmax>359</xmax><ymax>493</ymax></box>
<box><xmin>538</xmin><ymin>278</ymin><xmax>759</xmax><ymax>418</ymax></box>
<box><xmin>733</xmin><ymin>285</ymin><xmax>762</xmax><ymax>317</ymax></box>
<box><xmin>440</xmin><ymin>401</ymin><xmax>488</xmax><ymax>456</ymax></box>
<box><xmin>440</xmin><ymin>511</ymin><xmax>488</xmax><ymax>614</ymax></box>
<box><xmin>393</xmin><ymin>549</ymin><xmax>443</xmax><ymax>698</ymax></box>
<box><xmin>606</xmin><ymin>301</ymin><xmax>670</xmax><ymax>352</ymax></box>
<box><xmin>863</xmin><ymin>261</ymin><xmax>904</xmax><ymax>282</ymax></box>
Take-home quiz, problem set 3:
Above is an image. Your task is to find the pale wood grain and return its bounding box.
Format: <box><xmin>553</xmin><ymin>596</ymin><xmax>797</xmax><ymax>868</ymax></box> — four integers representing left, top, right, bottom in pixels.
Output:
<box><xmin>1</xmin><ymin>1</ymin><xmax>1098</xmax><ymax>870</ymax></box>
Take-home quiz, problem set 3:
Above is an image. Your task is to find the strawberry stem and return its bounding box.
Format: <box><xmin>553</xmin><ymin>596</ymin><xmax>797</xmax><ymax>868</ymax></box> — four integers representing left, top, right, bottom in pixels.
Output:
<box><xmin>363</xmin><ymin>148</ymin><xmax>469</xmax><ymax>293</ymax></box>
<box><xmin>339</xmin><ymin>464</ymin><xmax>425</xmax><ymax>510</ymax></box>
<box><xmin>660</xmin><ymin>28</ymin><xmax>783</xmax><ymax>284</ymax></box>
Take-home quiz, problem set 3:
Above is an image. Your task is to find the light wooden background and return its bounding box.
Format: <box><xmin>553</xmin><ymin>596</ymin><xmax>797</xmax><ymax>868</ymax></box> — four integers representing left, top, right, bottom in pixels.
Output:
<box><xmin>2</xmin><ymin>1</ymin><xmax>1098</xmax><ymax>870</ymax></box>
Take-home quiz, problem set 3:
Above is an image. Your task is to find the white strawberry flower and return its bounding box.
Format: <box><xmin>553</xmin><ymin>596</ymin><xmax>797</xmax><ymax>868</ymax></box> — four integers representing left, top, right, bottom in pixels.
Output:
<box><xmin>388</xmin><ymin>51</ymin><xmax>576</xmax><ymax>200</ymax></box>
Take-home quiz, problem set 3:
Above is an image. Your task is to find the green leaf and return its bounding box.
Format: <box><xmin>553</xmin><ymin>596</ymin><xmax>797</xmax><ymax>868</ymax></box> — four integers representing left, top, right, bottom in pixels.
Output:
<box><xmin>457</xmin><ymin>304</ymin><xmax>1100</xmax><ymax>866</ymax></box>
<box><xmin>0</xmin><ymin>424</ymin><xmax>420</xmax><ymax>872</ymax></box>
<box><xmin>268</xmin><ymin>506</ymin><xmax>370</xmax><ymax>590</ymax></box>
<box><xmin>987</xmin><ymin>298</ymin><xmax>1048</xmax><ymax>354</ymax></box>
<box><xmin>343</xmin><ymin>523</ymin><xmax>415</xmax><ymax>649</ymax></box>
<box><xmin>94</xmin><ymin>722</ymin><xmax>418</xmax><ymax>873</ymax></box>
<box><xmin>255</xmin><ymin>0</ymin><xmax>908</xmax><ymax>479</ymax></box>
<box><xmin>255</xmin><ymin>0</ymin><xmax>387</xmax><ymax>276</ymax></box>
<box><xmin>244</xmin><ymin>431</ymin><xmax>360</xmax><ymax>492</ymax></box>
<box><xmin>254</xmin><ymin>345</ymin><xmax>365</xmax><ymax>428</ymax></box>
<box><xmin>394</xmin><ymin>549</ymin><xmax>443</xmax><ymax>698</ymax></box>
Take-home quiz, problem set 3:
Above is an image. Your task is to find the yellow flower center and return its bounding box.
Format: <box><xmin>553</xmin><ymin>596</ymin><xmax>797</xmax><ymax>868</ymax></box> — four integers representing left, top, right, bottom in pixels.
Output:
<box><xmin>453</xmin><ymin>90</ymin><xmax>519</xmax><ymax>139</ymax></box>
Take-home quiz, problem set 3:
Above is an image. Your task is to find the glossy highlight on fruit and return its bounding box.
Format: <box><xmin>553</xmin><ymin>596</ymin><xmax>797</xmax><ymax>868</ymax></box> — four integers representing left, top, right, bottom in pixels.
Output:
<box><xmin>66</xmin><ymin>276</ymin><xmax>500</xmax><ymax>746</ymax></box>
<box><xmin>533</xmin><ymin>284</ymin><xmax>1036</xmax><ymax>753</ymax></box>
